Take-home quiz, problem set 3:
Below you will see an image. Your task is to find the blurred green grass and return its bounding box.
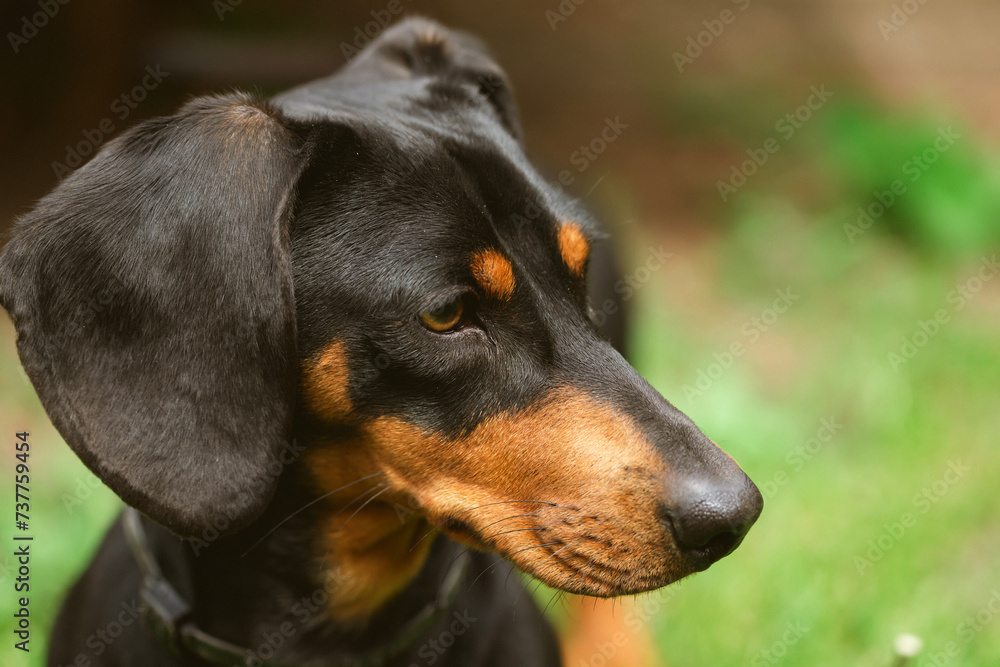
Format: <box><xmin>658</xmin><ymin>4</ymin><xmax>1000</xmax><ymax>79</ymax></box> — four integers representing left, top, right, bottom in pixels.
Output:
<box><xmin>1</xmin><ymin>325</ymin><xmax>121</xmax><ymax>667</ymax></box>
<box><xmin>2</xmin><ymin>100</ymin><xmax>999</xmax><ymax>667</ymax></box>
<box><xmin>629</xmin><ymin>213</ymin><xmax>1000</xmax><ymax>666</ymax></box>
<box><xmin>621</xmin><ymin>101</ymin><xmax>1000</xmax><ymax>664</ymax></box>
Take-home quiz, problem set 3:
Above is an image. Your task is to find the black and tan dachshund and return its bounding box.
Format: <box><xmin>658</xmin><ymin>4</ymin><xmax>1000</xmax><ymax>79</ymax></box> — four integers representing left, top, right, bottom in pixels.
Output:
<box><xmin>0</xmin><ymin>18</ymin><xmax>762</xmax><ymax>667</ymax></box>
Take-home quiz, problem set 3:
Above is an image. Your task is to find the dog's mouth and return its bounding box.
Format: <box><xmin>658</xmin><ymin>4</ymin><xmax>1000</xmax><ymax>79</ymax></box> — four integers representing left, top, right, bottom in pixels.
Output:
<box><xmin>430</xmin><ymin>500</ymin><xmax>695</xmax><ymax>596</ymax></box>
<box><xmin>358</xmin><ymin>387</ymin><xmax>762</xmax><ymax>598</ymax></box>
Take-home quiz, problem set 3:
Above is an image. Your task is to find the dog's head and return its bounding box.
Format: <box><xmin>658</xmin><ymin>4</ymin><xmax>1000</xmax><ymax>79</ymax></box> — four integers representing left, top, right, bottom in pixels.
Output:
<box><xmin>0</xmin><ymin>19</ymin><xmax>760</xmax><ymax>606</ymax></box>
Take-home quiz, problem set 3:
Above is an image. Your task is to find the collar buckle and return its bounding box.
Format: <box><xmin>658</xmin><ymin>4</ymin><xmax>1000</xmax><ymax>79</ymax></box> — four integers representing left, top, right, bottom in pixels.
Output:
<box><xmin>122</xmin><ymin>506</ymin><xmax>470</xmax><ymax>667</ymax></box>
<box><xmin>139</xmin><ymin>575</ymin><xmax>192</xmax><ymax>657</ymax></box>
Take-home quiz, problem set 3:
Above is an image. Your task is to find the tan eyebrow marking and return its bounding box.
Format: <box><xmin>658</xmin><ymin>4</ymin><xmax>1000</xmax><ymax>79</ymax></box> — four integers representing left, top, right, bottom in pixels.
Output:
<box><xmin>558</xmin><ymin>221</ymin><xmax>590</xmax><ymax>278</ymax></box>
<box><xmin>470</xmin><ymin>249</ymin><xmax>516</xmax><ymax>300</ymax></box>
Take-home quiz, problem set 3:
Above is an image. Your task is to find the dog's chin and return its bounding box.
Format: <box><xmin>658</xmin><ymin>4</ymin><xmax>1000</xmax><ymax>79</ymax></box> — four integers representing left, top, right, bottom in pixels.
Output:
<box><xmin>437</xmin><ymin>519</ymin><xmax>695</xmax><ymax>597</ymax></box>
<box><xmin>507</xmin><ymin>542</ymin><xmax>697</xmax><ymax>597</ymax></box>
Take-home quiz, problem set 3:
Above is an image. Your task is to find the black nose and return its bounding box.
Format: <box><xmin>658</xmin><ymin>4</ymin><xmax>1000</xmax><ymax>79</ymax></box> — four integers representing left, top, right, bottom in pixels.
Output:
<box><xmin>660</xmin><ymin>474</ymin><xmax>763</xmax><ymax>568</ymax></box>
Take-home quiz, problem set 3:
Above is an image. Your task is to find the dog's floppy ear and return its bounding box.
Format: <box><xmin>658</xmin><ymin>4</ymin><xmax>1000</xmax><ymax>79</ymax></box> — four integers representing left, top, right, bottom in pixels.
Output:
<box><xmin>352</xmin><ymin>17</ymin><xmax>524</xmax><ymax>141</ymax></box>
<box><xmin>0</xmin><ymin>93</ymin><xmax>307</xmax><ymax>537</ymax></box>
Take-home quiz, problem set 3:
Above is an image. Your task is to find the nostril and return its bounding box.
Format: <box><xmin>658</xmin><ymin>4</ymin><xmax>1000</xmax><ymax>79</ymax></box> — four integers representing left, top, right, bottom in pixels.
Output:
<box><xmin>697</xmin><ymin>531</ymin><xmax>739</xmax><ymax>559</ymax></box>
<box><xmin>663</xmin><ymin>499</ymin><xmax>743</xmax><ymax>549</ymax></box>
<box><xmin>661</xmin><ymin>479</ymin><xmax>763</xmax><ymax>566</ymax></box>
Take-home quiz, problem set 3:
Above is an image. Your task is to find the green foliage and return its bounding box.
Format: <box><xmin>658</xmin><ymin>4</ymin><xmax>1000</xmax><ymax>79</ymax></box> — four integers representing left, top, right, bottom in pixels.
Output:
<box><xmin>821</xmin><ymin>101</ymin><xmax>1000</xmax><ymax>257</ymax></box>
<box><xmin>0</xmin><ymin>350</ymin><xmax>121</xmax><ymax>667</ymax></box>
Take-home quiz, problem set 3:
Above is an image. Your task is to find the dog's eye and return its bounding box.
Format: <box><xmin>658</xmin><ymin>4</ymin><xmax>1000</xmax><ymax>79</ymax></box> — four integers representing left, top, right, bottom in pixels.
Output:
<box><xmin>420</xmin><ymin>297</ymin><xmax>465</xmax><ymax>333</ymax></box>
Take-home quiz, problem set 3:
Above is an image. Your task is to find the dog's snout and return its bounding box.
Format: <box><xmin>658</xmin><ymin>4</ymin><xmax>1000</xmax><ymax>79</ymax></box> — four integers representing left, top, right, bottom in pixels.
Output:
<box><xmin>660</xmin><ymin>473</ymin><xmax>763</xmax><ymax>568</ymax></box>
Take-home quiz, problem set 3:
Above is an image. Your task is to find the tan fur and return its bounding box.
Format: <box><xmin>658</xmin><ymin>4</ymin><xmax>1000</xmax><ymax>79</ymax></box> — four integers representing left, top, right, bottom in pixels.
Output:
<box><xmin>350</xmin><ymin>389</ymin><xmax>686</xmax><ymax>601</ymax></box>
<box><xmin>307</xmin><ymin>441</ymin><xmax>436</xmax><ymax>619</ymax></box>
<box><xmin>303</xmin><ymin>350</ymin><xmax>688</xmax><ymax>620</ymax></box>
<box><xmin>301</xmin><ymin>342</ymin><xmax>352</xmax><ymax>421</ymax></box>
<box><xmin>558</xmin><ymin>222</ymin><xmax>590</xmax><ymax>278</ymax></box>
<box><xmin>562</xmin><ymin>596</ymin><xmax>661</xmax><ymax>667</ymax></box>
<box><xmin>470</xmin><ymin>249</ymin><xmax>516</xmax><ymax>300</ymax></box>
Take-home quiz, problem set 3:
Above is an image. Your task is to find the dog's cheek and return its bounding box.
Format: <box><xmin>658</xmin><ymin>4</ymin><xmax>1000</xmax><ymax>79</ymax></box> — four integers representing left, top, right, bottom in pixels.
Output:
<box><xmin>362</xmin><ymin>390</ymin><xmax>668</xmax><ymax>547</ymax></box>
<box><xmin>303</xmin><ymin>432</ymin><xmax>439</xmax><ymax>621</ymax></box>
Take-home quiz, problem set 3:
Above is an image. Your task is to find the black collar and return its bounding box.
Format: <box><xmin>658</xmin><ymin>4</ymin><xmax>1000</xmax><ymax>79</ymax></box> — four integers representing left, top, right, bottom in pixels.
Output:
<box><xmin>122</xmin><ymin>507</ymin><xmax>470</xmax><ymax>667</ymax></box>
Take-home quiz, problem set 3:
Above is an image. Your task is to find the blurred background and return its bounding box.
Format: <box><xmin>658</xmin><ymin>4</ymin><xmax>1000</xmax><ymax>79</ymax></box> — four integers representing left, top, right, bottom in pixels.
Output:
<box><xmin>2</xmin><ymin>1</ymin><xmax>999</xmax><ymax>665</ymax></box>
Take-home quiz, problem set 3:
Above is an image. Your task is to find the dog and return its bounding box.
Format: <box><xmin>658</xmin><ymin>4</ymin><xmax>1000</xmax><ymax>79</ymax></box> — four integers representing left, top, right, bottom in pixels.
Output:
<box><xmin>0</xmin><ymin>18</ymin><xmax>762</xmax><ymax>667</ymax></box>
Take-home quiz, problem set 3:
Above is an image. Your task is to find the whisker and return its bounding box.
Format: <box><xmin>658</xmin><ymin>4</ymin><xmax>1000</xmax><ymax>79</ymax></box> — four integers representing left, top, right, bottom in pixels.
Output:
<box><xmin>503</xmin><ymin>540</ymin><xmax>579</xmax><ymax>589</ymax></box>
<box><xmin>541</xmin><ymin>589</ymin><xmax>567</xmax><ymax>618</ymax></box>
<box><xmin>241</xmin><ymin>470</ymin><xmax>387</xmax><ymax>557</ymax></box>
<box><xmin>515</xmin><ymin>561</ymin><xmax>563</xmax><ymax>609</ymax></box>
<box><xmin>468</xmin><ymin>557</ymin><xmax>509</xmax><ymax>590</ymax></box>
<box><xmin>458</xmin><ymin>499</ymin><xmax>558</xmax><ymax>514</ymax></box>
<box><xmin>407</xmin><ymin>524</ymin><xmax>441</xmax><ymax>553</ymax></box>
<box><xmin>481</xmin><ymin>524</ymin><xmax>550</xmax><ymax>542</ymax></box>
<box><xmin>504</xmin><ymin>541</ymin><xmax>563</xmax><ymax>590</ymax></box>
<box><xmin>318</xmin><ymin>482</ymin><xmax>396</xmax><ymax>568</ymax></box>
<box><xmin>510</xmin><ymin>541</ymin><xmax>562</xmax><ymax>557</ymax></box>
<box><xmin>548</xmin><ymin>538</ymin><xmax>585</xmax><ymax>561</ymax></box>
<box><xmin>478</xmin><ymin>512</ymin><xmax>540</xmax><ymax>532</ymax></box>
<box><xmin>412</xmin><ymin>509</ymin><xmax>543</xmax><ymax>555</ymax></box>
<box><xmin>332</xmin><ymin>483</ymin><xmax>392</xmax><ymax>534</ymax></box>
<box><xmin>527</xmin><ymin>538</ymin><xmax>587</xmax><ymax>585</ymax></box>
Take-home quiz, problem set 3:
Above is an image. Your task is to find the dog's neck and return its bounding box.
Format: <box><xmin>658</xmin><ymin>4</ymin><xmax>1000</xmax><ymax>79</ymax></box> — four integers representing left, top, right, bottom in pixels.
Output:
<box><xmin>148</xmin><ymin>459</ymin><xmax>460</xmax><ymax>658</ymax></box>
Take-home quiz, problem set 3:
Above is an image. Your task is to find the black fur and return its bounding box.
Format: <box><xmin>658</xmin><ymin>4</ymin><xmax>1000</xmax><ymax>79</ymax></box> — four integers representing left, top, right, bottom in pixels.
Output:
<box><xmin>0</xmin><ymin>17</ymin><xmax>760</xmax><ymax>667</ymax></box>
<box><xmin>0</xmin><ymin>95</ymin><xmax>304</xmax><ymax>537</ymax></box>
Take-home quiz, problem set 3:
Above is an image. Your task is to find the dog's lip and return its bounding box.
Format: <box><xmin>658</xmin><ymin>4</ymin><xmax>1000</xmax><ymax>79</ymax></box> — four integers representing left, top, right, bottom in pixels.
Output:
<box><xmin>528</xmin><ymin>541</ymin><xmax>686</xmax><ymax>594</ymax></box>
<box><xmin>433</xmin><ymin>509</ymin><xmax>725</xmax><ymax>592</ymax></box>
<box><xmin>460</xmin><ymin>529</ymin><xmax>688</xmax><ymax>595</ymax></box>
<box><xmin>435</xmin><ymin>515</ymin><xmax>495</xmax><ymax>551</ymax></box>
<box><xmin>429</xmin><ymin>511</ymin><xmax>699</xmax><ymax>595</ymax></box>
<box><xmin>429</xmin><ymin>504</ymin><xmax>698</xmax><ymax>595</ymax></box>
